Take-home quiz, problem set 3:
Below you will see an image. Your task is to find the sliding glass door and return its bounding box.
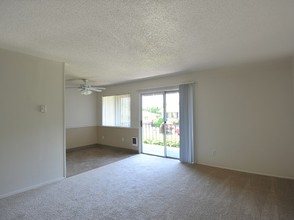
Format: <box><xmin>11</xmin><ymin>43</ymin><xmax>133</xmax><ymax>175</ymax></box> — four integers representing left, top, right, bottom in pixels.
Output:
<box><xmin>141</xmin><ymin>91</ymin><xmax>179</xmax><ymax>159</ymax></box>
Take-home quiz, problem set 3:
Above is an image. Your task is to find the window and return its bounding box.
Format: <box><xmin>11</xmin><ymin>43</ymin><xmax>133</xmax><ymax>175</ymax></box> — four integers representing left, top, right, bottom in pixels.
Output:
<box><xmin>102</xmin><ymin>94</ymin><xmax>131</xmax><ymax>127</ymax></box>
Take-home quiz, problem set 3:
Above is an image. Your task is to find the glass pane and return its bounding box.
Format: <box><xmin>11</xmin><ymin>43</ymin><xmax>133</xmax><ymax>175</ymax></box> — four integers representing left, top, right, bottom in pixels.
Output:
<box><xmin>165</xmin><ymin>92</ymin><xmax>180</xmax><ymax>158</ymax></box>
<box><xmin>102</xmin><ymin>96</ymin><xmax>115</xmax><ymax>126</ymax></box>
<box><xmin>141</xmin><ymin>94</ymin><xmax>164</xmax><ymax>156</ymax></box>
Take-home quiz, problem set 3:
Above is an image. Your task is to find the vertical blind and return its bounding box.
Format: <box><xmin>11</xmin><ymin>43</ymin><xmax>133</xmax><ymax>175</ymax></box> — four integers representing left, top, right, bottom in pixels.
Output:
<box><xmin>179</xmin><ymin>83</ymin><xmax>194</xmax><ymax>163</ymax></box>
<box><xmin>102</xmin><ymin>94</ymin><xmax>130</xmax><ymax>127</ymax></box>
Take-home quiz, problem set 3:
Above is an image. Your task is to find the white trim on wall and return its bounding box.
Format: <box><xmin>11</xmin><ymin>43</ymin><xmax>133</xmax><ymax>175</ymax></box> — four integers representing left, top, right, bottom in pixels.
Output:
<box><xmin>198</xmin><ymin>162</ymin><xmax>294</xmax><ymax>180</ymax></box>
<box><xmin>0</xmin><ymin>177</ymin><xmax>65</xmax><ymax>199</ymax></box>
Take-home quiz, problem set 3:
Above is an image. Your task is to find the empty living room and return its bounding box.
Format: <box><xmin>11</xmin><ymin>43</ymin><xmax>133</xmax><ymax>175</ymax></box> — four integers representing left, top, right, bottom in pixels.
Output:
<box><xmin>0</xmin><ymin>1</ymin><xmax>294</xmax><ymax>219</ymax></box>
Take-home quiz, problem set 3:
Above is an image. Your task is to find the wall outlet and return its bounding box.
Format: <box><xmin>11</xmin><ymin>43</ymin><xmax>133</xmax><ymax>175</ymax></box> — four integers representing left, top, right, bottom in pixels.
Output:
<box><xmin>102</xmin><ymin>136</ymin><xmax>104</xmax><ymax>140</ymax></box>
<box><xmin>121</xmin><ymin>137</ymin><xmax>124</xmax><ymax>142</ymax></box>
<box><xmin>212</xmin><ymin>149</ymin><xmax>216</xmax><ymax>156</ymax></box>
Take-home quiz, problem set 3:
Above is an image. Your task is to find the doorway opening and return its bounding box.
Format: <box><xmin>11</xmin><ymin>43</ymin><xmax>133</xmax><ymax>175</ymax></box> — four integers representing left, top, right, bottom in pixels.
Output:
<box><xmin>141</xmin><ymin>91</ymin><xmax>180</xmax><ymax>159</ymax></box>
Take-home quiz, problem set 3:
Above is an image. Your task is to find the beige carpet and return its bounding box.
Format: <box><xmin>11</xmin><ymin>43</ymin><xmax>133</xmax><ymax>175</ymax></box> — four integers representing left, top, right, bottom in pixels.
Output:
<box><xmin>66</xmin><ymin>145</ymin><xmax>136</xmax><ymax>177</ymax></box>
<box><xmin>1</xmin><ymin>155</ymin><xmax>294</xmax><ymax>220</ymax></box>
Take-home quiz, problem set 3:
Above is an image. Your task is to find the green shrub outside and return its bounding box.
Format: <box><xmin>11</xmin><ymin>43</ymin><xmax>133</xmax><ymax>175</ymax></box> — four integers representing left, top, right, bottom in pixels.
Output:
<box><xmin>143</xmin><ymin>139</ymin><xmax>179</xmax><ymax>147</ymax></box>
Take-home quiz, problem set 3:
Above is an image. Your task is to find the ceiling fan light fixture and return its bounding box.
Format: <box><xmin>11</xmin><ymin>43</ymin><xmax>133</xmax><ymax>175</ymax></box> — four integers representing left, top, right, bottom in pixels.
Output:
<box><xmin>66</xmin><ymin>78</ymin><xmax>105</xmax><ymax>95</ymax></box>
<box><xmin>81</xmin><ymin>90</ymin><xmax>92</xmax><ymax>95</ymax></box>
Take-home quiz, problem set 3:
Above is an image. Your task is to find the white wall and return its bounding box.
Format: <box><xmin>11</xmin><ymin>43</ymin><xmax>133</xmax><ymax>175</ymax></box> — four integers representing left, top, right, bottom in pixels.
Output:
<box><xmin>0</xmin><ymin>49</ymin><xmax>64</xmax><ymax>197</ymax></box>
<box><xmin>65</xmin><ymin>89</ymin><xmax>98</xmax><ymax>128</ymax></box>
<box><xmin>97</xmin><ymin>126</ymin><xmax>139</xmax><ymax>151</ymax></box>
<box><xmin>100</xmin><ymin>58</ymin><xmax>294</xmax><ymax>179</ymax></box>
<box><xmin>66</xmin><ymin>127</ymin><xmax>98</xmax><ymax>149</ymax></box>
<box><xmin>65</xmin><ymin>89</ymin><xmax>99</xmax><ymax>148</ymax></box>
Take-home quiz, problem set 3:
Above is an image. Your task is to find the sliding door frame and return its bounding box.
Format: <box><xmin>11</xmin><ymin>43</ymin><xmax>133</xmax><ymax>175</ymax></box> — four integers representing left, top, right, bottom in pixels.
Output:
<box><xmin>139</xmin><ymin>88</ymin><xmax>179</xmax><ymax>158</ymax></box>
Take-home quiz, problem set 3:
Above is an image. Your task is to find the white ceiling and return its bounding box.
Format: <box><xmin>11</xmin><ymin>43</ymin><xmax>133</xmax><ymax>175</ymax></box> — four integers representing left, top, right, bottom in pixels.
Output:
<box><xmin>0</xmin><ymin>0</ymin><xmax>294</xmax><ymax>85</ymax></box>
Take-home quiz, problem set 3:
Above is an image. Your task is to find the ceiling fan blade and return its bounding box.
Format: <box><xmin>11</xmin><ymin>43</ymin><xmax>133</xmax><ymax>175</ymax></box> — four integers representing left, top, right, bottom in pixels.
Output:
<box><xmin>66</xmin><ymin>78</ymin><xmax>105</xmax><ymax>93</ymax></box>
<box><xmin>89</xmin><ymin>88</ymin><xmax>103</xmax><ymax>92</ymax></box>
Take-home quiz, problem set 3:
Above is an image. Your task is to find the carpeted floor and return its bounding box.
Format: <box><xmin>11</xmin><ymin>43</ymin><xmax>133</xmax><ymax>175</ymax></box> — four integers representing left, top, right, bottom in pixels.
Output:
<box><xmin>66</xmin><ymin>144</ymin><xmax>137</xmax><ymax>177</ymax></box>
<box><xmin>1</xmin><ymin>154</ymin><xmax>294</xmax><ymax>220</ymax></box>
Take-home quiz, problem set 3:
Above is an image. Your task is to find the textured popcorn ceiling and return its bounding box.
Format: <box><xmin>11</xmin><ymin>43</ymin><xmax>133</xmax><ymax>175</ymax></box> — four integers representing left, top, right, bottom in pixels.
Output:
<box><xmin>0</xmin><ymin>1</ymin><xmax>294</xmax><ymax>85</ymax></box>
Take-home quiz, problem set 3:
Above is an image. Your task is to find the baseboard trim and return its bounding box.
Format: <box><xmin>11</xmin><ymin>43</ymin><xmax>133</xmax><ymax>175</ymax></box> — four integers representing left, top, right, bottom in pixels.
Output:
<box><xmin>66</xmin><ymin>125</ymin><xmax>98</xmax><ymax>129</ymax></box>
<box><xmin>67</xmin><ymin>144</ymin><xmax>139</xmax><ymax>154</ymax></box>
<box><xmin>66</xmin><ymin>144</ymin><xmax>99</xmax><ymax>152</ymax></box>
<box><xmin>0</xmin><ymin>177</ymin><xmax>65</xmax><ymax>199</ymax></box>
<box><xmin>197</xmin><ymin>162</ymin><xmax>294</xmax><ymax>180</ymax></box>
<box><xmin>98</xmin><ymin>144</ymin><xmax>139</xmax><ymax>154</ymax></box>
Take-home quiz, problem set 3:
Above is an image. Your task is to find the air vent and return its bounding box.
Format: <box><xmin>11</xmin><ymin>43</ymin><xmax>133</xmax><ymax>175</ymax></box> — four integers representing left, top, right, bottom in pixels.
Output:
<box><xmin>132</xmin><ymin>137</ymin><xmax>138</xmax><ymax>147</ymax></box>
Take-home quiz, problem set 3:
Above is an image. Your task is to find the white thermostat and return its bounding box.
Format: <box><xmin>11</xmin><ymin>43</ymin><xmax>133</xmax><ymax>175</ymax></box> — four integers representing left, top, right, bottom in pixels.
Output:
<box><xmin>40</xmin><ymin>105</ymin><xmax>47</xmax><ymax>113</ymax></box>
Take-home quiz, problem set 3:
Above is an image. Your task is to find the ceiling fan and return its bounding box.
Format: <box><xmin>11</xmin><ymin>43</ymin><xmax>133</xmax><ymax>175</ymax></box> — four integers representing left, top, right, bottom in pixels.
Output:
<box><xmin>66</xmin><ymin>79</ymin><xmax>105</xmax><ymax>95</ymax></box>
